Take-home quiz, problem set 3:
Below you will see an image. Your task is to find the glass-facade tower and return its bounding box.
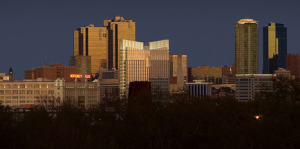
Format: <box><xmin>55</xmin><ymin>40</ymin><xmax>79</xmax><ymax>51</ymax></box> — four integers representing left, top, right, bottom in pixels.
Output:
<box><xmin>119</xmin><ymin>40</ymin><xmax>150</xmax><ymax>97</ymax></box>
<box><xmin>73</xmin><ymin>16</ymin><xmax>136</xmax><ymax>77</ymax></box>
<box><xmin>73</xmin><ymin>24</ymin><xmax>109</xmax><ymax>76</ymax></box>
<box><xmin>104</xmin><ymin>16</ymin><xmax>136</xmax><ymax>70</ymax></box>
<box><xmin>119</xmin><ymin>39</ymin><xmax>170</xmax><ymax>98</ymax></box>
<box><xmin>146</xmin><ymin>40</ymin><xmax>170</xmax><ymax>96</ymax></box>
<box><xmin>235</xmin><ymin>19</ymin><xmax>259</xmax><ymax>74</ymax></box>
<box><xmin>263</xmin><ymin>23</ymin><xmax>287</xmax><ymax>74</ymax></box>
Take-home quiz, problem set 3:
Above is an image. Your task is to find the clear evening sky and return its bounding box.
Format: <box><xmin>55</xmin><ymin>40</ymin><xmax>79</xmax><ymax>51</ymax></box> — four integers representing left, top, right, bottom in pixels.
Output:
<box><xmin>0</xmin><ymin>0</ymin><xmax>299</xmax><ymax>80</ymax></box>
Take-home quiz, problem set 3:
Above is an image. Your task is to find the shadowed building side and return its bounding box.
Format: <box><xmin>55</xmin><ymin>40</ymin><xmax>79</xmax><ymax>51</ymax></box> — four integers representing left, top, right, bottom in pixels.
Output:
<box><xmin>263</xmin><ymin>23</ymin><xmax>287</xmax><ymax>74</ymax></box>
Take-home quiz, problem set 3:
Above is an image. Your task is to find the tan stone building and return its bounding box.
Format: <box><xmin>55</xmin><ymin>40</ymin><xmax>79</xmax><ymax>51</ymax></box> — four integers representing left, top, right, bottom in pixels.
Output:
<box><xmin>274</xmin><ymin>68</ymin><xmax>290</xmax><ymax>78</ymax></box>
<box><xmin>0</xmin><ymin>78</ymin><xmax>64</xmax><ymax>107</ymax></box>
<box><xmin>0</xmin><ymin>78</ymin><xmax>101</xmax><ymax>108</ymax></box>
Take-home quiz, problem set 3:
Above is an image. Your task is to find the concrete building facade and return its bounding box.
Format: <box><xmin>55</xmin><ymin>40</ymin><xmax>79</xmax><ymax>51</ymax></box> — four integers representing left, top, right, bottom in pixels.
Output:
<box><xmin>235</xmin><ymin>74</ymin><xmax>275</xmax><ymax>101</ymax></box>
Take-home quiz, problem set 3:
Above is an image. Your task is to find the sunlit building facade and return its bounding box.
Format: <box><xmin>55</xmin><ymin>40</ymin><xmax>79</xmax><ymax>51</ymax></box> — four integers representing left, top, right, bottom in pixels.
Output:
<box><xmin>188</xmin><ymin>65</ymin><xmax>223</xmax><ymax>84</ymax></box>
<box><xmin>263</xmin><ymin>23</ymin><xmax>287</xmax><ymax>74</ymax></box>
<box><xmin>119</xmin><ymin>39</ymin><xmax>170</xmax><ymax>98</ymax></box>
<box><xmin>104</xmin><ymin>16</ymin><xmax>136</xmax><ymax>69</ymax></box>
<box><xmin>170</xmin><ymin>55</ymin><xmax>187</xmax><ymax>93</ymax></box>
<box><xmin>74</xmin><ymin>24</ymin><xmax>109</xmax><ymax>76</ymax></box>
<box><xmin>119</xmin><ymin>40</ymin><xmax>150</xmax><ymax>97</ymax></box>
<box><xmin>146</xmin><ymin>40</ymin><xmax>170</xmax><ymax>95</ymax></box>
<box><xmin>0</xmin><ymin>78</ymin><xmax>64</xmax><ymax>107</ymax></box>
<box><xmin>73</xmin><ymin>16</ymin><xmax>136</xmax><ymax>75</ymax></box>
<box><xmin>235</xmin><ymin>19</ymin><xmax>259</xmax><ymax>74</ymax></box>
<box><xmin>24</xmin><ymin>63</ymin><xmax>77</xmax><ymax>81</ymax></box>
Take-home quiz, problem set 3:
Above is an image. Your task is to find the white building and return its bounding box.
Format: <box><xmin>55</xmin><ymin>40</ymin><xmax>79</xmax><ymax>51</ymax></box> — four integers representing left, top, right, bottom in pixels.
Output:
<box><xmin>186</xmin><ymin>80</ymin><xmax>212</xmax><ymax>99</ymax></box>
<box><xmin>235</xmin><ymin>74</ymin><xmax>275</xmax><ymax>101</ymax></box>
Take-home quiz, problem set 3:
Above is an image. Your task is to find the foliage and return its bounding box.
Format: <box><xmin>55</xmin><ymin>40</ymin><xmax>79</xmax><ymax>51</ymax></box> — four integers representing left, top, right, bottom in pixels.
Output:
<box><xmin>0</xmin><ymin>77</ymin><xmax>300</xmax><ymax>148</ymax></box>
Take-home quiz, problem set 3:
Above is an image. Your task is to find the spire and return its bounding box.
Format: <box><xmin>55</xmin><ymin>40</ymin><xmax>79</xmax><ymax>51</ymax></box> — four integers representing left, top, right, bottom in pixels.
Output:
<box><xmin>9</xmin><ymin>67</ymin><xmax>14</xmax><ymax>81</ymax></box>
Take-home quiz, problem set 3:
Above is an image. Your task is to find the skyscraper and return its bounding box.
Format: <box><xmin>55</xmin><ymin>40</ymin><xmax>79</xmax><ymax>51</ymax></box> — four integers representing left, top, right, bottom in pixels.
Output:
<box><xmin>235</xmin><ymin>19</ymin><xmax>259</xmax><ymax>74</ymax></box>
<box><xmin>104</xmin><ymin>16</ymin><xmax>136</xmax><ymax>70</ymax></box>
<box><xmin>146</xmin><ymin>40</ymin><xmax>170</xmax><ymax>96</ymax></box>
<box><xmin>73</xmin><ymin>24</ymin><xmax>108</xmax><ymax>76</ymax></box>
<box><xmin>119</xmin><ymin>39</ymin><xmax>170</xmax><ymax>98</ymax></box>
<box><xmin>170</xmin><ymin>55</ymin><xmax>187</xmax><ymax>93</ymax></box>
<box><xmin>73</xmin><ymin>16</ymin><xmax>136</xmax><ymax>76</ymax></box>
<box><xmin>263</xmin><ymin>23</ymin><xmax>287</xmax><ymax>74</ymax></box>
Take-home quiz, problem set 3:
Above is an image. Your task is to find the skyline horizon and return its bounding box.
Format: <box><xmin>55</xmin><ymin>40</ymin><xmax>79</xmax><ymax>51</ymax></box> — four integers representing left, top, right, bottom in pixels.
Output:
<box><xmin>1</xmin><ymin>0</ymin><xmax>300</xmax><ymax>80</ymax></box>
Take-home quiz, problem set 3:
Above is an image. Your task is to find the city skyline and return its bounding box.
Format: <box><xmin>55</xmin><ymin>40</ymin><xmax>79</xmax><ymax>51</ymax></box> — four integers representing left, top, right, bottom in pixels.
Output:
<box><xmin>1</xmin><ymin>0</ymin><xmax>300</xmax><ymax>79</ymax></box>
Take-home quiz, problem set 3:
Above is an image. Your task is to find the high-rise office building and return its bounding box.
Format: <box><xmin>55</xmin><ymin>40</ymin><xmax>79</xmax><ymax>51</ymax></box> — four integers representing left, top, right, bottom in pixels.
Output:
<box><xmin>73</xmin><ymin>24</ymin><xmax>108</xmax><ymax>76</ymax></box>
<box><xmin>146</xmin><ymin>40</ymin><xmax>170</xmax><ymax>95</ymax></box>
<box><xmin>119</xmin><ymin>39</ymin><xmax>170</xmax><ymax>98</ymax></box>
<box><xmin>119</xmin><ymin>40</ymin><xmax>150</xmax><ymax>97</ymax></box>
<box><xmin>235</xmin><ymin>19</ymin><xmax>259</xmax><ymax>74</ymax></box>
<box><xmin>73</xmin><ymin>16</ymin><xmax>136</xmax><ymax>76</ymax></box>
<box><xmin>263</xmin><ymin>23</ymin><xmax>287</xmax><ymax>74</ymax></box>
<box><xmin>170</xmin><ymin>55</ymin><xmax>187</xmax><ymax>93</ymax></box>
<box><xmin>104</xmin><ymin>16</ymin><xmax>136</xmax><ymax>70</ymax></box>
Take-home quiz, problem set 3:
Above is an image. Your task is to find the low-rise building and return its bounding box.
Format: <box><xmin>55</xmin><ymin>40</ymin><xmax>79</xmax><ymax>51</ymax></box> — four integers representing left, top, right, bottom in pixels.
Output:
<box><xmin>186</xmin><ymin>80</ymin><xmax>212</xmax><ymax>99</ymax></box>
<box><xmin>24</xmin><ymin>63</ymin><xmax>77</xmax><ymax>81</ymax></box>
<box><xmin>274</xmin><ymin>68</ymin><xmax>290</xmax><ymax>78</ymax></box>
<box><xmin>235</xmin><ymin>74</ymin><xmax>275</xmax><ymax>101</ymax></box>
<box><xmin>0</xmin><ymin>78</ymin><xmax>101</xmax><ymax>108</ymax></box>
<box><xmin>0</xmin><ymin>78</ymin><xmax>64</xmax><ymax>107</ymax></box>
<box><xmin>64</xmin><ymin>79</ymin><xmax>100</xmax><ymax>108</ymax></box>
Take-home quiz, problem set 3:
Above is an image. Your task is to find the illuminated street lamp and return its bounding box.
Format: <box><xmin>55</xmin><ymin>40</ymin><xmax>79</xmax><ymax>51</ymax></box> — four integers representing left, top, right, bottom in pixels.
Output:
<box><xmin>255</xmin><ymin>115</ymin><xmax>260</xmax><ymax>120</ymax></box>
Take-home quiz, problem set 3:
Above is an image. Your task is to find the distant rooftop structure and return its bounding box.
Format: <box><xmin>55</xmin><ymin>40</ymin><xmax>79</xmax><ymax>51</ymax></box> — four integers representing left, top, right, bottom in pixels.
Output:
<box><xmin>237</xmin><ymin>19</ymin><xmax>258</xmax><ymax>24</ymax></box>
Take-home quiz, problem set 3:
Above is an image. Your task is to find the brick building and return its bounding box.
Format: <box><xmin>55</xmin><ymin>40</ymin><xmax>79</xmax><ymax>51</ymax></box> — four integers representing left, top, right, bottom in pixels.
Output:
<box><xmin>24</xmin><ymin>63</ymin><xmax>77</xmax><ymax>81</ymax></box>
<box><xmin>286</xmin><ymin>54</ymin><xmax>300</xmax><ymax>77</ymax></box>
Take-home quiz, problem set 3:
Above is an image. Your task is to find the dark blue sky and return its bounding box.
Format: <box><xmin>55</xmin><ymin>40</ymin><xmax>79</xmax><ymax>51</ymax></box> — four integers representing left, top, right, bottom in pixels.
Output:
<box><xmin>1</xmin><ymin>0</ymin><xmax>299</xmax><ymax>80</ymax></box>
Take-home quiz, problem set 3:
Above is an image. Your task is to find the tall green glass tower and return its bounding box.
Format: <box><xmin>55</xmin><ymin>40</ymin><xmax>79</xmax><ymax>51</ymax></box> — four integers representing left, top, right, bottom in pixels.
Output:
<box><xmin>235</xmin><ymin>19</ymin><xmax>259</xmax><ymax>74</ymax></box>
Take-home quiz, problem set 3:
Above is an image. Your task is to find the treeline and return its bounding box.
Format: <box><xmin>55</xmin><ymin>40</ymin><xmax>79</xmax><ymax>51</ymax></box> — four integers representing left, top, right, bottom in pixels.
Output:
<box><xmin>1</xmin><ymin>77</ymin><xmax>300</xmax><ymax>148</ymax></box>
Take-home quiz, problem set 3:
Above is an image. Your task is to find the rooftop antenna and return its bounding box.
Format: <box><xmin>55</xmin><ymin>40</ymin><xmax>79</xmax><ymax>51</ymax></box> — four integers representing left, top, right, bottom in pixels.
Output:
<box><xmin>45</xmin><ymin>56</ymin><xmax>47</xmax><ymax>64</ymax></box>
